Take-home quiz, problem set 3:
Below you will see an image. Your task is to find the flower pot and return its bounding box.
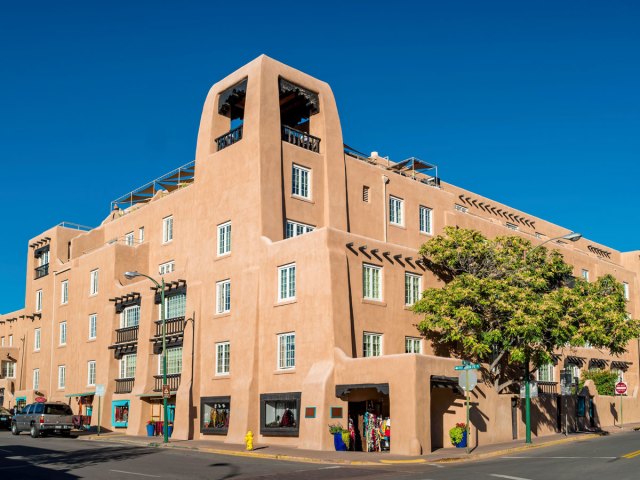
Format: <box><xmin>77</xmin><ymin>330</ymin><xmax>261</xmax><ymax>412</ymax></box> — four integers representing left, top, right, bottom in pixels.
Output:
<box><xmin>146</xmin><ymin>424</ymin><xmax>155</xmax><ymax>437</ymax></box>
<box><xmin>168</xmin><ymin>425</ymin><xmax>174</xmax><ymax>438</ymax></box>
<box><xmin>455</xmin><ymin>430</ymin><xmax>467</xmax><ymax>448</ymax></box>
<box><xmin>333</xmin><ymin>432</ymin><xmax>347</xmax><ymax>451</ymax></box>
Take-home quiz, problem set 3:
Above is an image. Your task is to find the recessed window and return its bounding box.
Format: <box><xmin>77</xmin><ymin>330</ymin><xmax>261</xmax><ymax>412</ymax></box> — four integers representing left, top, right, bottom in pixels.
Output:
<box><xmin>363</xmin><ymin>185</ymin><xmax>370</xmax><ymax>203</ymax></box>
<box><xmin>159</xmin><ymin>260</ymin><xmax>175</xmax><ymax>275</ymax></box>
<box><xmin>119</xmin><ymin>354</ymin><xmax>137</xmax><ymax>379</ymax></box>
<box><xmin>623</xmin><ymin>282</ymin><xmax>629</xmax><ymax>300</ymax></box>
<box><xmin>35</xmin><ymin>289</ymin><xmax>43</xmax><ymax>312</ymax></box>
<box><xmin>121</xmin><ymin>305</ymin><xmax>140</xmax><ymax>328</ymax></box>
<box><xmin>34</xmin><ymin>328</ymin><xmax>41</xmax><ymax>351</ymax></box>
<box><xmin>389</xmin><ymin>196</ymin><xmax>403</xmax><ymax>226</ymax></box>
<box><xmin>581</xmin><ymin>269</ymin><xmax>589</xmax><ymax>281</ymax></box>
<box><xmin>124</xmin><ymin>231</ymin><xmax>135</xmax><ymax>246</ymax></box>
<box><xmin>139</xmin><ymin>227</ymin><xmax>145</xmax><ymax>243</ymax></box>
<box><xmin>405</xmin><ymin>337</ymin><xmax>422</xmax><ymax>354</ymax></box>
<box><xmin>292</xmin><ymin>164</ymin><xmax>311</xmax><ymax>199</ymax></box>
<box><xmin>215</xmin><ymin>342</ymin><xmax>230</xmax><ymax>375</ymax></box>
<box><xmin>285</xmin><ymin>220</ymin><xmax>314</xmax><ymax>239</ymax></box>
<box><xmin>61</xmin><ymin>280</ymin><xmax>69</xmax><ymax>305</ymax></box>
<box><xmin>163</xmin><ymin>216</ymin><xmax>174</xmax><ymax>244</ymax></box>
<box><xmin>278</xmin><ymin>263</ymin><xmax>296</xmax><ymax>301</ymax></box>
<box><xmin>201</xmin><ymin>396</ymin><xmax>231</xmax><ymax>435</ymax></box>
<box><xmin>59</xmin><ymin>321</ymin><xmax>67</xmax><ymax>346</ymax></box>
<box><xmin>419</xmin><ymin>206</ymin><xmax>433</xmax><ymax>235</ymax></box>
<box><xmin>506</xmin><ymin>223</ymin><xmax>519</xmax><ymax>231</ymax></box>
<box><xmin>260</xmin><ymin>392</ymin><xmax>301</xmax><ymax>436</ymax></box>
<box><xmin>87</xmin><ymin>361</ymin><xmax>96</xmax><ymax>386</ymax></box>
<box><xmin>277</xmin><ymin>332</ymin><xmax>296</xmax><ymax>370</ymax></box>
<box><xmin>363</xmin><ymin>332</ymin><xmax>382</xmax><ymax>357</ymax></box>
<box><xmin>88</xmin><ymin>314</ymin><xmax>97</xmax><ymax>340</ymax></box>
<box><xmin>33</xmin><ymin>369</ymin><xmax>40</xmax><ymax>390</ymax></box>
<box><xmin>8</xmin><ymin>335</ymin><xmax>12</xmax><ymax>347</ymax></box>
<box><xmin>159</xmin><ymin>346</ymin><xmax>183</xmax><ymax>375</ymax></box>
<box><xmin>163</xmin><ymin>293</ymin><xmax>186</xmax><ymax>320</ymax></box>
<box><xmin>216</xmin><ymin>279</ymin><xmax>231</xmax><ymax>314</ymax></box>
<box><xmin>90</xmin><ymin>269</ymin><xmax>99</xmax><ymax>296</ymax></box>
<box><xmin>1</xmin><ymin>361</ymin><xmax>16</xmax><ymax>378</ymax></box>
<box><xmin>362</xmin><ymin>264</ymin><xmax>382</xmax><ymax>301</ymax></box>
<box><xmin>405</xmin><ymin>273</ymin><xmax>421</xmax><ymax>306</ymax></box>
<box><xmin>536</xmin><ymin>363</ymin><xmax>554</xmax><ymax>382</ymax></box>
<box><xmin>217</xmin><ymin>221</ymin><xmax>231</xmax><ymax>256</ymax></box>
<box><xmin>58</xmin><ymin>365</ymin><xmax>66</xmax><ymax>389</ymax></box>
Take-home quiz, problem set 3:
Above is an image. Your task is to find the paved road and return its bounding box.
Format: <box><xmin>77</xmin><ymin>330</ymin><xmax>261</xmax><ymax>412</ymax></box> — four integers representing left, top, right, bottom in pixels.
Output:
<box><xmin>0</xmin><ymin>429</ymin><xmax>639</xmax><ymax>479</ymax></box>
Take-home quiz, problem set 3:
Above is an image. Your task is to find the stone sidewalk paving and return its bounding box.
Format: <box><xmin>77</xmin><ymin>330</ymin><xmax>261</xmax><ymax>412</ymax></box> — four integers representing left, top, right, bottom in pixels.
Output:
<box><xmin>80</xmin><ymin>423</ymin><xmax>640</xmax><ymax>466</ymax></box>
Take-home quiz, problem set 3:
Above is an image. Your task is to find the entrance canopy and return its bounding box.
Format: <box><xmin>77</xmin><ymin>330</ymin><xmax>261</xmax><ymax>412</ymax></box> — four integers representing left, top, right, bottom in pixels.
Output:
<box><xmin>335</xmin><ymin>383</ymin><xmax>389</xmax><ymax>400</ymax></box>
<box><xmin>431</xmin><ymin>375</ymin><xmax>464</xmax><ymax>395</ymax></box>
<box><xmin>64</xmin><ymin>392</ymin><xmax>95</xmax><ymax>398</ymax></box>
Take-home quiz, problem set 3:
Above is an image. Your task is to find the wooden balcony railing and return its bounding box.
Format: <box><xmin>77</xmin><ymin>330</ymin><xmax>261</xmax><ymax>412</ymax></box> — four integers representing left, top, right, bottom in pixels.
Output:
<box><xmin>34</xmin><ymin>264</ymin><xmax>49</xmax><ymax>279</ymax></box>
<box><xmin>537</xmin><ymin>381</ymin><xmax>558</xmax><ymax>395</ymax></box>
<box><xmin>282</xmin><ymin>125</ymin><xmax>320</xmax><ymax>153</ymax></box>
<box><xmin>154</xmin><ymin>317</ymin><xmax>185</xmax><ymax>337</ymax></box>
<box><xmin>215</xmin><ymin>125</ymin><xmax>243</xmax><ymax>151</ymax></box>
<box><xmin>115</xmin><ymin>377</ymin><xmax>134</xmax><ymax>394</ymax></box>
<box><xmin>115</xmin><ymin>325</ymin><xmax>139</xmax><ymax>344</ymax></box>
<box><xmin>153</xmin><ymin>373</ymin><xmax>181</xmax><ymax>392</ymax></box>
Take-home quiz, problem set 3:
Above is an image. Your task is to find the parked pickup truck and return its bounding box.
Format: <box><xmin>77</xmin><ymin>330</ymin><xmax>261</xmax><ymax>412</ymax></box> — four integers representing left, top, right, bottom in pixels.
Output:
<box><xmin>11</xmin><ymin>402</ymin><xmax>74</xmax><ymax>438</ymax></box>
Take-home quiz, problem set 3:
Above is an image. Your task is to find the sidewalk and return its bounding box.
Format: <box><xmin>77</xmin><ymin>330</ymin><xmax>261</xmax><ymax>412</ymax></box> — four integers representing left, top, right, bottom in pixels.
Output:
<box><xmin>79</xmin><ymin>423</ymin><xmax>640</xmax><ymax>466</ymax></box>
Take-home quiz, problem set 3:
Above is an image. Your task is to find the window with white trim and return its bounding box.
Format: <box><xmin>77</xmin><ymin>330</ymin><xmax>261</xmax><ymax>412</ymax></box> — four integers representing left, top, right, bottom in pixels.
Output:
<box><xmin>121</xmin><ymin>305</ymin><xmax>140</xmax><ymax>328</ymax></box>
<box><xmin>159</xmin><ymin>346</ymin><xmax>183</xmax><ymax>375</ymax></box>
<box><xmin>124</xmin><ymin>231</ymin><xmax>134</xmax><ymax>246</ymax></box>
<box><xmin>216</xmin><ymin>342</ymin><xmax>230</xmax><ymax>375</ymax></box>
<box><xmin>1</xmin><ymin>361</ymin><xmax>16</xmax><ymax>378</ymax></box>
<box><xmin>159</xmin><ymin>260</ymin><xmax>175</xmax><ymax>275</ymax></box>
<box><xmin>35</xmin><ymin>289</ymin><xmax>43</xmax><ymax>312</ymax></box>
<box><xmin>34</xmin><ymin>328</ymin><xmax>41</xmax><ymax>351</ymax></box>
<box><xmin>8</xmin><ymin>335</ymin><xmax>12</xmax><ymax>347</ymax></box>
<box><xmin>362</xmin><ymin>264</ymin><xmax>382</xmax><ymax>301</ymax></box>
<box><xmin>278</xmin><ymin>263</ymin><xmax>296</xmax><ymax>301</ymax></box>
<box><xmin>536</xmin><ymin>363</ymin><xmax>554</xmax><ymax>382</ymax></box>
<box><xmin>90</xmin><ymin>269</ymin><xmax>99</xmax><ymax>295</ymax></box>
<box><xmin>58</xmin><ymin>365</ymin><xmax>66</xmax><ymax>389</ymax></box>
<box><xmin>217</xmin><ymin>221</ymin><xmax>231</xmax><ymax>256</ymax></box>
<box><xmin>33</xmin><ymin>368</ymin><xmax>40</xmax><ymax>390</ymax></box>
<box><xmin>419</xmin><ymin>205</ymin><xmax>433</xmax><ymax>234</ymax></box>
<box><xmin>405</xmin><ymin>272</ymin><xmax>421</xmax><ymax>306</ymax></box>
<box><xmin>119</xmin><ymin>354</ymin><xmax>137</xmax><ymax>379</ymax></box>
<box><xmin>568</xmin><ymin>364</ymin><xmax>581</xmax><ymax>383</ymax></box>
<box><xmin>292</xmin><ymin>164</ymin><xmax>311</xmax><ymax>199</ymax></box>
<box><xmin>164</xmin><ymin>294</ymin><xmax>186</xmax><ymax>319</ymax></box>
<box><xmin>162</xmin><ymin>216</ymin><xmax>174</xmax><ymax>243</ymax></box>
<box><xmin>87</xmin><ymin>360</ymin><xmax>96</xmax><ymax>386</ymax></box>
<box><xmin>506</xmin><ymin>222</ymin><xmax>519</xmax><ymax>231</ymax></box>
<box><xmin>61</xmin><ymin>280</ymin><xmax>68</xmax><ymax>304</ymax></box>
<box><xmin>613</xmin><ymin>368</ymin><xmax>624</xmax><ymax>383</ymax></box>
<box><xmin>389</xmin><ymin>196</ymin><xmax>403</xmax><ymax>226</ymax></box>
<box><xmin>139</xmin><ymin>226</ymin><xmax>145</xmax><ymax>243</ymax></box>
<box><xmin>581</xmin><ymin>269</ymin><xmax>589</xmax><ymax>281</ymax></box>
<box><xmin>454</xmin><ymin>204</ymin><xmax>468</xmax><ymax>213</ymax></box>
<box><xmin>277</xmin><ymin>333</ymin><xmax>295</xmax><ymax>370</ymax></box>
<box><xmin>88</xmin><ymin>314</ymin><xmax>97</xmax><ymax>340</ymax></box>
<box><xmin>405</xmin><ymin>337</ymin><xmax>422</xmax><ymax>354</ymax></box>
<box><xmin>623</xmin><ymin>282</ymin><xmax>629</xmax><ymax>300</ymax></box>
<box><xmin>363</xmin><ymin>332</ymin><xmax>382</xmax><ymax>357</ymax></box>
<box><xmin>285</xmin><ymin>220</ymin><xmax>314</xmax><ymax>238</ymax></box>
<box><xmin>59</xmin><ymin>321</ymin><xmax>67</xmax><ymax>346</ymax></box>
<box><xmin>216</xmin><ymin>279</ymin><xmax>231</xmax><ymax>314</ymax></box>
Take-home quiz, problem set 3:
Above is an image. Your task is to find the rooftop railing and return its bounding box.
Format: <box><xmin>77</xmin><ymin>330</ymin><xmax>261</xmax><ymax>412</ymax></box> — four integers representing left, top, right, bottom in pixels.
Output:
<box><xmin>34</xmin><ymin>264</ymin><xmax>49</xmax><ymax>279</ymax></box>
<box><xmin>215</xmin><ymin>125</ymin><xmax>243</xmax><ymax>151</ymax></box>
<box><xmin>282</xmin><ymin>126</ymin><xmax>320</xmax><ymax>153</ymax></box>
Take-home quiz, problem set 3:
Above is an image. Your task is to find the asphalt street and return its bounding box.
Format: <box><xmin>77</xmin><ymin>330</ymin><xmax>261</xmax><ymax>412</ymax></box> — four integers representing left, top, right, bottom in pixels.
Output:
<box><xmin>0</xmin><ymin>429</ymin><xmax>639</xmax><ymax>479</ymax></box>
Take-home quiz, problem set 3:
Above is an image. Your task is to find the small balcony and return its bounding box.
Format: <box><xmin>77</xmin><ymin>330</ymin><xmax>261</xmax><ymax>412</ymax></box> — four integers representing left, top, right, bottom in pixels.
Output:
<box><xmin>282</xmin><ymin>125</ymin><xmax>320</xmax><ymax>153</ymax></box>
<box><xmin>215</xmin><ymin>125</ymin><xmax>243</xmax><ymax>151</ymax></box>
<box><xmin>154</xmin><ymin>317</ymin><xmax>185</xmax><ymax>338</ymax></box>
<box><xmin>115</xmin><ymin>325</ymin><xmax>139</xmax><ymax>344</ymax></box>
<box><xmin>115</xmin><ymin>377</ymin><xmax>134</xmax><ymax>394</ymax></box>
<box><xmin>153</xmin><ymin>373</ymin><xmax>181</xmax><ymax>392</ymax></box>
<box><xmin>537</xmin><ymin>381</ymin><xmax>558</xmax><ymax>395</ymax></box>
<box><xmin>34</xmin><ymin>264</ymin><xmax>49</xmax><ymax>279</ymax></box>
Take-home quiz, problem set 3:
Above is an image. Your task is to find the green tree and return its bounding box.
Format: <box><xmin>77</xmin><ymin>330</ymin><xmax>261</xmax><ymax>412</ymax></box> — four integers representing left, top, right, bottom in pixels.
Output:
<box><xmin>579</xmin><ymin>369</ymin><xmax>620</xmax><ymax>396</ymax></box>
<box><xmin>412</xmin><ymin>227</ymin><xmax>640</xmax><ymax>392</ymax></box>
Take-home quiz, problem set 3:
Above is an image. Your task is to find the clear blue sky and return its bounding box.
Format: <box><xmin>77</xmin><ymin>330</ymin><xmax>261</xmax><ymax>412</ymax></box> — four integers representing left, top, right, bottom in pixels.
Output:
<box><xmin>1</xmin><ymin>1</ymin><xmax>638</xmax><ymax>313</ymax></box>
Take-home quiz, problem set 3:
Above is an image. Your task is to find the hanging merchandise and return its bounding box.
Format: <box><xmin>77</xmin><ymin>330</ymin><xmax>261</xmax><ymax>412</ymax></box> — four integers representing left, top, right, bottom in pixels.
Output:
<box><xmin>348</xmin><ymin>417</ymin><xmax>355</xmax><ymax>451</ymax></box>
<box><xmin>364</xmin><ymin>411</ymin><xmax>383</xmax><ymax>452</ymax></box>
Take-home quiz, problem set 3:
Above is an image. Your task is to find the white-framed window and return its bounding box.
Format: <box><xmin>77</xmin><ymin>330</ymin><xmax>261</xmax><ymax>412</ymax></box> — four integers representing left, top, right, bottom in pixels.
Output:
<box><xmin>362</xmin><ymin>264</ymin><xmax>382</xmax><ymax>301</ymax></box>
<box><xmin>405</xmin><ymin>272</ymin><xmax>421</xmax><ymax>306</ymax></box>
<box><xmin>216</xmin><ymin>279</ymin><xmax>231</xmax><ymax>314</ymax></box>
<box><xmin>90</xmin><ymin>269</ymin><xmax>99</xmax><ymax>295</ymax></box>
<box><xmin>623</xmin><ymin>282</ymin><xmax>629</xmax><ymax>300</ymax></box>
<box><xmin>33</xmin><ymin>368</ymin><xmax>40</xmax><ymax>390</ymax></box>
<box><xmin>215</xmin><ymin>342</ymin><xmax>230</xmax><ymax>375</ymax></box>
<box><xmin>61</xmin><ymin>280</ymin><xmax>69</xmax><ymax>304</ymax></box>
<box><xmin>159</xmin><ymin>260</ymin><xmax>175</xmax><ymax>275</ymax></box>
<box><xmin>59</xmin><ymin>321</ymin><xmax>67</xmax><ymax>346</ymax></box>
<box><xmin>87</xmin><ymin>360</ymin><xmax>96</xmax><ymax>386</ymax></box>
<box><xmin>536</xmin><ymin>363</ymin><xmax>554</xmax><ymax>382</ymax></box>
<box><xmin>581</xmin><ymin>269</ymin><xmax>589</xmax><ymax>281</ymax></box>
<box><xmin>217</xmin><ymin>221</ymin><xmax>231</xmax><ymax>256</ymax></box>
<box><xmin>389</xmin><ymin>196</ymin><xmax>403</xmax><ymax>226</ymax></box>
<box><xmin>124</xmin><ymin>231</ymin><xmax>135</xmax><ymax>246</ymax></box>
<box><xmin>363</xmin><ymin>332</ymin><xmax>382</xmax><ymax>357</ymax></box>
<box><xmin>162</xmin><ymin>215</ymin><xmax>174</xmax><ymax>244</ymax></box>
<box><xmin>159</xmin><ymin>346</ymin><xmax>183</xmax><ymax>375</ymax></box>
<box><xmin>2</xmin><ymin>361</ymin><xmax>16</xmax><ymax>378</ymax></box>
<box><xmin>38</xmin><ymin>250</ymin><xmax>50</xmax><ymax>267</ymax></box>
<box><xmin>121</xmin><ymin>305</ymin><xmax>140</xmax><ymax>328</ymax></box>
<box><xmin>419</xmin><ymin>205</ymin><xmax>433</xmax><ymax>234</ymax></box>
<box><xmin>139</xmin><ymin>227</ymin><xmax>145</xmax><ymax>243</ymax></box>
<box><xmin>506</xmin><ymin>222</ymin><xmax>519</xmax><ymax>231</ymax></box>
<box><xmin>405</xmin><ymin>337</ymin><xmax>422</xmax><ymax>354</ymax></box>
<box><xmin>164</xmin><ymin>293</ymin><xmax>186</xmax><ymax>319</ymax></box>
<box><xmin>292</xmin><ymin>164</ymin><xmax>311</xmax><ymax>199</ymax></box>
<box><xmin>278</xmin><ymin>263</ymin><xmax>296</xmax><ymax>301</ymax></box>
<box><xmin>568</xmin><ymin>364</ymin><xmax>581</xmax><ymax>383</ymax></box>
<box><xmin>613</xmin><ymin>368</ymin><xmax>625</xmax><ymax>383</ymax></box>
<box><xmin>285</xmin><ymin>220</ymin><xmax>314</xmax><ymax>239</ymax></box>
<box><xmin>119</xmin><ymin>354</ymin><xmax>137</xmax><ymax>379</ymax></box>
<box><xmin>58</xmin><ymin>365</ymin><xmax>66</xmax><ymax>389</ymax></box>
<box><xmin>277</xmin><ymin>332</ymin><xmax>295</xmax><ymax>370</ymax></box>
<box><xmin>88</xmin><ymin>314</ymin><xmax>97</xmax><ymax>340</ymax></box>
<box><xmin>455</xmin><ymin>204</ymin><xmax>468</xmax><ymax>213</ymax></box>
<box><xmin>8</xmin><ymin>335</ymin><xmax>13</xmax><ymax>347</ymax></box>
<box><xmin>34</xmin><ymin>328</ymin><xmax>41</xmax><ymax>351</ymax></box>
<box><xmin>35</xmin><ymin>289</ymin><xmax>43</xmax><ymax>312</ymax></box>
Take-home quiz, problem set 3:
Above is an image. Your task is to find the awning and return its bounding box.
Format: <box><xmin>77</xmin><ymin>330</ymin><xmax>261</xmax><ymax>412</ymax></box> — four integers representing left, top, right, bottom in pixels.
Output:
<box><xmin>335</xmin><ymin>383</ymin><xmax>389</xmax><ymax>398</ymax></box>
<box><xmin>431</xmin><ymin>375</ymin><xmax>465</xmax><ymax>395</ymax></box>
<box><xmin>65</xmin><ymin>392</ymin><xmax>95</xmax><ymax>398</ymax></box>
<box><xmin>611</xmin><ymin>360</ymin><xmax>632</xmax><ymax>370</ymax></box>
<box><xmin>564</xmin><ymin>356</ymin><xmax>585</xmax><ymax>366</ymax></box>
<box><xmin>589</xmin><ymin>358</ymin><xmax>608</xmax><ymax>369</ymax></box>
<box><xmin>136</xmin><ymin>392</ymin><xmax>177</xmax><ymax>398</ymax></box>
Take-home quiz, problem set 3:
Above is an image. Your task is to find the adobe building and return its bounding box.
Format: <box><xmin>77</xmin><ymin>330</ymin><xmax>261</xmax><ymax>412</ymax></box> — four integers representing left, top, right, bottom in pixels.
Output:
<box><xmin>1</xmin><ymin>55</ymin><xmax>639</xmax><ymax>455</ymax></box>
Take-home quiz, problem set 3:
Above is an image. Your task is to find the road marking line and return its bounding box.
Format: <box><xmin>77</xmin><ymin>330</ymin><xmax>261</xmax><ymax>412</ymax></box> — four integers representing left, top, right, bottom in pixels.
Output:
<box><xmin>5</xmin><ymin>456</ymin><xmax>25</xmax><ymax>460</ymax></box>
<box><xmin>0</xmin><ymin>448</ymin><xmax>12</xmax><ymax>452</ymax></box>
<box><xmin>623</xmin><ymin>449</ymin><xmax>640</xmax><ymax>459</ymax></box>
<box><xmin>426</xmin><ymin>463</ymin><xmax>445</xmax><ymax>468</ymax></box>
<box><xmin>503</xmin><ymin>456</ymin><xmax>616</xmax><ymax>459</ymax></box>
<box><xmin>109</xmin><ymin>470</ymin><xmax>161</xmax><ymax>478</ymax></box>
<box><xmin>490</xmin><ymin>475</ymin><xmax>533</xmax><ymax>480</ymax></box>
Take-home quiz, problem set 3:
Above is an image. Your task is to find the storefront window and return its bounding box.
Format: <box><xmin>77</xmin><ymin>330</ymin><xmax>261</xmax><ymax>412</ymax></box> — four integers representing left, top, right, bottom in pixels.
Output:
<box><xmin>260</xmin><ymin>392</ymin><xmax>301</xmax><ymax>436</ymax></box>
<box><xmin>112</xmin><ymin>400</ymin><xmax>130</xmax><ymax>428</ymax></box>
<box><xmin>200</xmin><ymin>396</ymin><xmax>230</xmax><ymax>435</ymax></box>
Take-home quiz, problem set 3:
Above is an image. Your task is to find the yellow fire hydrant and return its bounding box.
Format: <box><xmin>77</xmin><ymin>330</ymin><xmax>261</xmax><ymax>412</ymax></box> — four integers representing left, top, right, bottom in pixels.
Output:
<box><xmin>244</xmin><ymin>430</ymin><xmax>254</xmax><ymax>451</ymax></box>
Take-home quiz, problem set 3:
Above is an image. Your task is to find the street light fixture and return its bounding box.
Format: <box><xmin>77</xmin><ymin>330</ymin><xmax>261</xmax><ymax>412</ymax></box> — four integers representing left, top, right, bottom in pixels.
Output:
<box><xmin>124</xmin><ymin>270</ymin><xmax>169</xmax><ymax>444</ymax></box>
<box><xmin>522</xmin><ymin>232</ymin><xmax>582</xmax><ymax>445</ymax></box>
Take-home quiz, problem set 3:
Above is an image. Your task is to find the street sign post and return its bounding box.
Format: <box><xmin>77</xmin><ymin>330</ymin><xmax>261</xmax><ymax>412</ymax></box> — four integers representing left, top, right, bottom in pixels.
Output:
<box><xmin>95</xmin><ymin>384</ymin><xmax>105</xmax><ymax>436</ymax></box>
<box><xmin>162</xmin><ymin>384</ymin><xmax>171</xmax><ymax>399</ymax></box>
<box><xmin>455</xmin><ymin>362</ymin><xmax>480</xmax><ymax>454</ymax></box>
<box><xmin>615</xmin><ymin>382</ymin><xmax>627</xmax><ymax>429</ymax></box>
<box><xmin>520</xmin><ymin>381</ymin><xmax>538</xmax><ymax>399</ymax></box>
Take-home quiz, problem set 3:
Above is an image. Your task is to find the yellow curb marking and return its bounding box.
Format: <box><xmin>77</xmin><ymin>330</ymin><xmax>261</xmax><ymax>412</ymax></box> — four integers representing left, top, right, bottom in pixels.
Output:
<box><xmin>379</xmin><ymin>459</ymin><xmax>427</xmax><ymax>464</ymax></box>
<box><xmin>622</xmin><ymin>449</ymin><xmax>640</xmax><ymax>459</ymax></box>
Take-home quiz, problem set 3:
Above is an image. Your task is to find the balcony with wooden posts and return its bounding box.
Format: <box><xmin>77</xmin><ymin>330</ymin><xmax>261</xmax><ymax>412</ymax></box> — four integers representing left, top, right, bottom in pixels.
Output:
<box><xmin>153</xmin><ymin>373</ymin><xmax>181</xmax><ymax>393</ymax></box>
<box><xmin>115</xmin><ymin>377</ymin><xmax>135</xmax><ymax>394</ymax></box>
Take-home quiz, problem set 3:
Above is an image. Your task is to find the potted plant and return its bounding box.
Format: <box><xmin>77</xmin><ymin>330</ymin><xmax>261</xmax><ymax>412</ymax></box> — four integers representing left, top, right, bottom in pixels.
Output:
<box><xmin>449</xmin><ymin>422</ymin><xmax>467</xmax><ymax>448</ymax></box>
<box><xmin>329</xmin><ymin>423</ymin><xmax>348</xmax><ymax>451</ymax></box>
<box><xmin>168</xmin><ymin>422</ymin><xmax>174</xmax><ymax>438</ymax></box>
<box><xmin>146</xmin><ymin>420</ymin><xmax>155</xmax><ymax>437</ymax></box>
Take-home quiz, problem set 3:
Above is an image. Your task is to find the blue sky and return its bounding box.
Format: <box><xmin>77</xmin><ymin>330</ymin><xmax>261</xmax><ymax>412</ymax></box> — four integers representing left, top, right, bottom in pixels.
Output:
<box><xmin>1</xmin><ymin>1</ymin><xmax>638</xmax><ymax>313</ymax></box>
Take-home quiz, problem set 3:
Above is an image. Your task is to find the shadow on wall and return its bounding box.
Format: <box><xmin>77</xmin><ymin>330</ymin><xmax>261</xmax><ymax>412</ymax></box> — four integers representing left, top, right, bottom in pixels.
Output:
<box><xmin>520</xmin><ymin>395</ymin><xmax>558</xmax><ymax>437</ymax></box>
<box><xmin>430</xmin><ymin>387</ymin><xmax>462</xmax><ymax>450</ymax></box>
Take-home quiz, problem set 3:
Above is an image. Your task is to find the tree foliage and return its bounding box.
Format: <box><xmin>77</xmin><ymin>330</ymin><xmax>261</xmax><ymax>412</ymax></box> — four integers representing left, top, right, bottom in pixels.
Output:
<box><xmin>412</xmin><ymin>227</ymin><xmax>640</xmax><ymax>391</ymax></box>
<box><xmin>579</xmin><ymin>369</ymin><xmax>620</xmax><ymax>396</ymax></box>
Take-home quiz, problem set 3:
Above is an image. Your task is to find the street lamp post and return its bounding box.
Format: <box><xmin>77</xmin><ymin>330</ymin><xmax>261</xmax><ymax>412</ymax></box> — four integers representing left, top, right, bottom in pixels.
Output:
<box><xmin>125</xmin><ymin>271</ymin><xmax>169</xmax><ymax>444</ymax></box>
<box><xmin>522</xmin><ymin>231</ymin><xmax>582</xmax><ymax>444</ymax></box>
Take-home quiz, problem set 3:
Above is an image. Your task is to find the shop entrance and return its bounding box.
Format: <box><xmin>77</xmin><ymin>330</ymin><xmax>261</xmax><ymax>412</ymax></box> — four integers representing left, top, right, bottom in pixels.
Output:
<box><xmin>336</xmin><ymin>383</ymin><xmax>390</xmax><ymax>452</ymax></box>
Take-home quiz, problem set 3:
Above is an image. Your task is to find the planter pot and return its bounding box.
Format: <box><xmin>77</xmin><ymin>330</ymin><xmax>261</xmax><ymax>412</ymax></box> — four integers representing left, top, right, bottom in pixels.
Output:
<box><xmin>146</xmin><ymin>424</ymin><xmax>155</xmax><ymax>437</ymax></box>
<box><xmin>454</xmin><ymin>430</ymin><xmax>467</xmax><ymax>448</ymax></box>
<box><xmin>168</xmin><ymin>425</ymin><xmax>174</xmax><ymax>438</ymax></box>
<box><xmin>333</xmin><ymin>432</ymin><xmax>347</xmax><ymax>451</ymax></box>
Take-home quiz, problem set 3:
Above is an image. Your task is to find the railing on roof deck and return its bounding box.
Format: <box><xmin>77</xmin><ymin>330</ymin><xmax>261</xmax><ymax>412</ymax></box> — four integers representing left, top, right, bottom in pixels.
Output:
<box><xmin>153</xmin><ymin>373</ymin><xmax>181</xmax><ymax>392</ymax></box>
<box><xmin>282</xmin><ymin>126</ymin><xmax>320</xmax><ymax>153</ymax></box>
<box><xmin>58</xmin><ymin>222</ymin><xmax>93</xmax><ymax>231</ymax></box>
<box><xmin>34</xmin><ymin>264</ymin><xmax>49</xmax><ymax>279</ymax></box>
<box><xmin>215</xmin><ymin>125</ymin><xmax>243</xmax><ymax>151</ymax></box>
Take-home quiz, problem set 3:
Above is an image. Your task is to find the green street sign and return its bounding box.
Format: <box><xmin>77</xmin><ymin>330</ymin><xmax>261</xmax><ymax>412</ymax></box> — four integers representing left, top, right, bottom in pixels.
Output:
<box><xmin>455</xmin><ymin>364</ymin><xmax>481</xmax><ymax>371</ymax></box>
<box><xmin>454</xmin><ymin>366</ymin><xmax>465</xmax><ymax>371</ymax></box>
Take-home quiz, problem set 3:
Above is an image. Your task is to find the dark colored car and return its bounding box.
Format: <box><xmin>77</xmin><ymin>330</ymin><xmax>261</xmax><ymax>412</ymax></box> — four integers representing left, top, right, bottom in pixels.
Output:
<box><xmin>0</xmin><ymin>407</ymin><xmax>12</xmax><ymax>429</ymax></box>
